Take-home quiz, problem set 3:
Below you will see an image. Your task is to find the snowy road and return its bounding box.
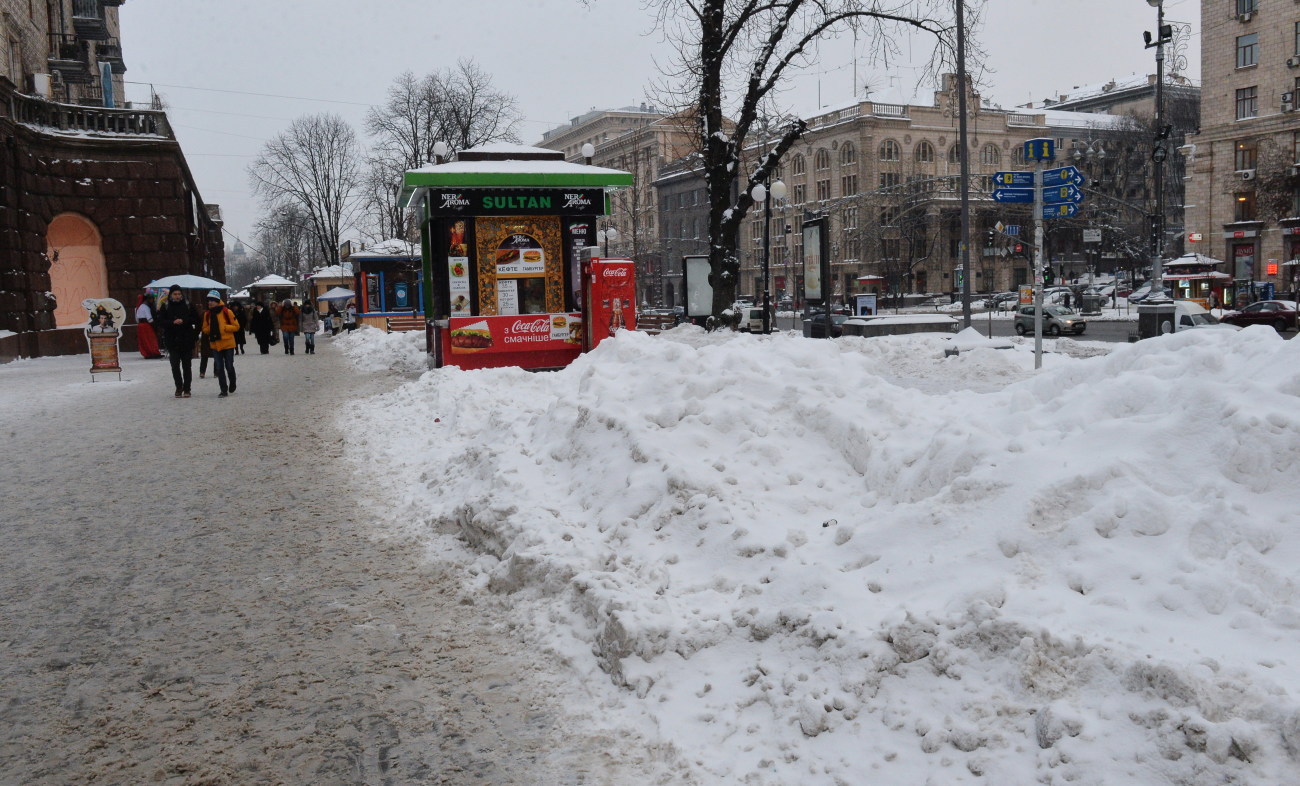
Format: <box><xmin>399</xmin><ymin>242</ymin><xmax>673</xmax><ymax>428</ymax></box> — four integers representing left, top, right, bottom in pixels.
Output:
<box><xmin>0</xmin><ymin>340</ymin><xmax>668</xmax><ymax>785</ymax></box>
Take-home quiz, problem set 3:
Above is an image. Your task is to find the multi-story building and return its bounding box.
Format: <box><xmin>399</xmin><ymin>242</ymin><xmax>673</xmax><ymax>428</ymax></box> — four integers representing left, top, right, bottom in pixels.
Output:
<box><xmin>653</xmin><ymin>154</ymin><xmax>718</xmax><ymax>307</ymax></box>
<box><xmin>736</xmin><ymin>74</ymin><xmax>1141</xmax><ymax>302</ymax></box>
<box><xmin>537</xmin><ymin>104</ymin><xmax>696</xmax><ymax>304</ymax></box>
<box><xmin>0</xmin><ymin>0</ymin><xmax>223</xmax><ymax>359</ymax></box>
<box><xmin>1185</xmin><ymin>0</ymin><xmax>1300</xmax><ymax>301</ymax></box>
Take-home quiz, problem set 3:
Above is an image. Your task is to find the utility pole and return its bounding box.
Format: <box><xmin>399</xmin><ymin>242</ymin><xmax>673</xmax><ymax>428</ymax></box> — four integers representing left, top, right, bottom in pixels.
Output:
<box><xmin>1033</xmin><ymin>157</ymin><xmax>1045</xmax><ymax>369</ymax></box>
<box><xmin>955</xmin><ymin>0</ymin><xmax>973</xmax><ymax>327</ymax></box>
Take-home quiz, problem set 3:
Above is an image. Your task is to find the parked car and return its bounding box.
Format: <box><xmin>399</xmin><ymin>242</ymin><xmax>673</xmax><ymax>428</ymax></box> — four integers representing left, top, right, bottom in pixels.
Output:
<box><xmin>1171</xmin><ymin>300</ymin><xmax>1239</xmax><ymax>332</ymax></box>
<box><xmin>739</xmin><ymin>306</ymin><xmax>775</xmax><ymax>332</ymax></box>
<box><xmin>982</xmin><ymin>291</ymin><xmax>1018</xmax><ymax>310</ymax></box>
<box><xmin>1127</xmin><ymin>282</ymin><xmax>1172</xmax><ymax>303</ymax></box>
<box><xmin>1014</xmin><ymin>304</ymin><xmax>1087</xmax><ymax>336</ymax></box>
<box><xmin>802</xmin><ymin>313</ymin><xmax>851</xmax><ymax>338</ymax></box>
<box><xmin>1218</xmin><ymin>300</ymin><xmax>1299</xmax><ymax>332</ymax></box>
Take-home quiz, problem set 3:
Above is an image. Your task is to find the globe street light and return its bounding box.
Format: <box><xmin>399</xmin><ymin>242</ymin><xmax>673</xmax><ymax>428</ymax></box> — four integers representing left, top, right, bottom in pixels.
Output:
<box><xmin>582</xmin><ymin>143</ymin><xmax>595</xmax><ymax>165</ymax></box>
<box><xmin>598</xmin><ymin>226</ymin><xmax>619</xmax><ymax>256</ymax></box>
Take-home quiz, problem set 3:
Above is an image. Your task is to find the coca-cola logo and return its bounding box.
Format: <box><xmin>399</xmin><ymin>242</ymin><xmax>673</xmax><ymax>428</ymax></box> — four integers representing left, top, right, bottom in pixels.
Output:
<box><xmin>507</xmin><ymin>317</ymin><xmax>552</xmax><ymax>335</ymax></box>
<box><xmin>602</xmin><ymin>267</ymin><xmax>631</xmax><ymax>281</ymax></box>
<box><xmin>439</xmin><ymin>193</ymin><xmax>471</xmax><ymax>209</ymax></box>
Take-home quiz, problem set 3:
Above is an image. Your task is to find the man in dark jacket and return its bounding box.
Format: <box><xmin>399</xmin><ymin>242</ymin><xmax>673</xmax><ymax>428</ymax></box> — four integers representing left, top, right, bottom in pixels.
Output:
<box><xmin>250</xmin><ymin>301</ymin><xmax>275</xmax><ymax>353</ymax></box>
<box><xmin>155</xmin><ymin>284</ymin><xmax>200</xmax><ymax>397</ymax></box>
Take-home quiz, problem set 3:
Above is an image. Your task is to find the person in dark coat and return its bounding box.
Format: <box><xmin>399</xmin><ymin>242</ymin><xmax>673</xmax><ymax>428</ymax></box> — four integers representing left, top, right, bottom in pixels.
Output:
<box><xmin>231</xmin><ymin>302</ymin><xmax>248</xmax><ymax>354</ymax></box>
<box><xmin>250</xmin><ymin>301</ymin><xmax>275</xmax><ymax>354</ymax></box>
<box><xmin>155</xmin><ymin>284</ymin><xmax>200</xmax><ymax>397</ymax></box>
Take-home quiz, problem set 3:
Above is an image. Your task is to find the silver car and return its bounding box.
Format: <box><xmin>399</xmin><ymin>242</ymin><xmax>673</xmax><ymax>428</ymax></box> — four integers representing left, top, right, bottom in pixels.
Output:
<box><xmin>1014</xmin><ymin>305</ymin><xmax>1087</xmax><ymax>336</ymax></box>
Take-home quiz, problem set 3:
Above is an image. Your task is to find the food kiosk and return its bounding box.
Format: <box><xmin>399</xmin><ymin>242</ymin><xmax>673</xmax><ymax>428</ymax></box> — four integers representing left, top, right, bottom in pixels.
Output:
<box><xmin>1162</xmin><ymin>252</ymin><xmax>1232</xmax><ymax>308</ymax></box>
<box><xmin>402</xmin><ymin>144</ymin><xmax>635</xmax><ymax>370</ymax></box>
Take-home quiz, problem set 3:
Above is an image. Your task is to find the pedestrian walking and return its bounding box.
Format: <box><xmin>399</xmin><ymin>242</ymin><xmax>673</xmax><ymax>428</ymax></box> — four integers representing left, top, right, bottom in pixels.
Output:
<box><xmin>198</xmin><ymin>331</ymin><xmax>212</xmax><ymax>379</ymax></box>
<box><xmin>155</xmin><ymin>284</ymin><xmax>199</xmax><ymax>397</ymax></box>
<box><xmin>344</xmin><ymin>302</ymin><xmax>357</xmax><ymax>333</ymax></box>
<box><xmin>327</xmin><ymin>305</ymin><xmax>341</xmax><ymax>336</ymax></box>
<box><xmin>201</xmin><ymin>290</ymin><xmax>240</xmax><ymax>397</ymax></box>
<box><xmin>231</xmin><ymin>302</ymin><xmax>248</xmax><ymax>355</ymax></box>
<box><xmin>134</xmin><ymin>294</ymin><xmax>162</xmax><ymax>359</ymax></box>
<box><xmin>279</xmin><ymin>298</ymin><xmax>301</xmax><ymax>355</ymax></box>
<box><xmin>250</xmin><ymin>301</ymin><xmax>274</xmax><ymax>354</ymax></box>
<box><xmin>299</xmin><ymin>301</ymin><xmax>320</xmax><ymax>354</ymax></box>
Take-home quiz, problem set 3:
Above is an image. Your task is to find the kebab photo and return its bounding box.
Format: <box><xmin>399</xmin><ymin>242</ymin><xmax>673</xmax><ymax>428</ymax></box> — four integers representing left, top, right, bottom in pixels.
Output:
<box><xmin>450</xmin><ymin>320</ymin><xmax>493</xmax><ymax>350</ymax></box>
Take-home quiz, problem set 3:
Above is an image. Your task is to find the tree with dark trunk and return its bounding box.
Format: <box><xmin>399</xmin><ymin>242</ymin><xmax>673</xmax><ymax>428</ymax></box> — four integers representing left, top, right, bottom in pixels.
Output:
<box><xmin>642</xmin><ymin>0</ymin><xmax>954</xmax><ymax>316</ymax></box>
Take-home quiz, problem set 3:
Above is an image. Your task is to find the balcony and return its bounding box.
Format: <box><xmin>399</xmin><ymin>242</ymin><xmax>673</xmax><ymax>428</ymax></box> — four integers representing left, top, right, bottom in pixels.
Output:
<box><xmin>9</xmin><ymin>89</ymin><xmax>171</xmax><ymax>138</ymax></box>
<box><xmin>47</xmin><ymin>35</ymin><xmax>93</xmax><ymax>84</ymax></box>
<box><xmin>72</xmin><ymin>0</ymin><xmax>110</xmax><ymax>41</ymax></box>
<box><xmin>96</xmin><ymin>39</ymin><xmax>126</xmax><ymax>74</ymax></box>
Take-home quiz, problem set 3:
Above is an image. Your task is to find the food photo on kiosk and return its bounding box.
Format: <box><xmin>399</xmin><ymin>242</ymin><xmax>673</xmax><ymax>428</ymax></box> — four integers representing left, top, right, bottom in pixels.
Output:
<box><xmin>401</xmin><ymin>143</ymin><xmax>636</xmax><ymax>371</ymax></box>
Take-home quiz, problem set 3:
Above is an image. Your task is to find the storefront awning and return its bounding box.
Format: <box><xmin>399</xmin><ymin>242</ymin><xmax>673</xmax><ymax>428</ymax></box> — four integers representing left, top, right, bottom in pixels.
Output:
<box><xmin>401</xmin><ymin>145</ymin><xmax>633</xmax><ymax>209</ymax></box>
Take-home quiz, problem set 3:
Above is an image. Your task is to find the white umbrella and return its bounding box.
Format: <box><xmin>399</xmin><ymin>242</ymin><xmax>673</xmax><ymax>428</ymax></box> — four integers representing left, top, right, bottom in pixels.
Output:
<box><xmin>144</xmin><ymin>274</ymin><xmax>230</xmax><ymax>290</ymax></box>
<box><xmin>317</xmin><ymin>287</ymin><xmax>356</xmax><ymax>301</ymax></box>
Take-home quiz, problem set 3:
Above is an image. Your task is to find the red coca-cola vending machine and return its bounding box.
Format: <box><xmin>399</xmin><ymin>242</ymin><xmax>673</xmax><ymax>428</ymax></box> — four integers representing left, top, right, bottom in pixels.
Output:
<box><xmin>583</xmin><ymin>258</ymin><xmax>637</xmax><ymax>350</ymax></box>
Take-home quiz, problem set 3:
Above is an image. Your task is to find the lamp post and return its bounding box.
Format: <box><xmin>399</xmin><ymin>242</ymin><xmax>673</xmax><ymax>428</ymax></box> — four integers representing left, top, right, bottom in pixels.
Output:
<box><xmin>598</xmin><ymin>226</ymin><xmax>619</xmax><ymax>257</ymax></box>
<box><xmin>750</xmin><ymin>180</ymin><xmax>786</xmax><ymax>334</ymax></box>
<box><xmin>581</xmin><ymin>142</ymin><xmax>595</xmax><ymax>165</ymax></box>
<box><xmin>433</xmin><ymin>140</ymin><xmax>449</xmax><ymax>164</ymax></box>
<box><xmin>1144</xmin><ymin>0</ymin><xmax>1172</xmax><ymax>304</ymax></box>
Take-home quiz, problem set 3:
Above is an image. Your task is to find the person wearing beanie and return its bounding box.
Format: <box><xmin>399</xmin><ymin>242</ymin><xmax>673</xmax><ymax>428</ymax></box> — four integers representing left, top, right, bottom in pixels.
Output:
<box><xmin>155</xmin><ymin>285</ymin><xmax>200</xmax><ymax>397</ymax></box>
<box><xmin>299</xmin><ymin>300</ymin><xmax>320</xmax><ymax>354</ymax></box>
<box><xmin>200</xmin><ymin>291</ymin><xmax>240</xmax><ymax>397</ymax></box>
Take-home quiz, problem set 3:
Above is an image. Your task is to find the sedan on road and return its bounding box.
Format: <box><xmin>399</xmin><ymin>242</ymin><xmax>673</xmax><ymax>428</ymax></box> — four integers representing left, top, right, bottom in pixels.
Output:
<box><xmin>1014</xmin><ymin>305</ymin><xmax>1087</xmax><ymax>336</ymax></box>
<box><xmin>1219</xmin><ymin>300</ymin><xmax>1299</xmax><ymax>332</ymax></box>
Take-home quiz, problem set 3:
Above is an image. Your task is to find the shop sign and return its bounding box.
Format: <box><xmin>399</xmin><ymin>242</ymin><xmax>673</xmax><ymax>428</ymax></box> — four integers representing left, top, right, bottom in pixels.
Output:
<box><xmin>429</xmin><ymin>189</ymin><xmax>605</xmax><ymax>217</ymax></box>
<box><xmin>83</xmin><ymin>297</ymin><xmax>125</xmax><ymax>375</ymax></box>
<box><xmin>449</xmin><ymin>313</ymin><xmax>583</xmax><ymax>354</ymax></box>
<box><xmin>1223</xmin><ymin>230</ymin><xmax>1257</xmax><ymax>239</ymax></box>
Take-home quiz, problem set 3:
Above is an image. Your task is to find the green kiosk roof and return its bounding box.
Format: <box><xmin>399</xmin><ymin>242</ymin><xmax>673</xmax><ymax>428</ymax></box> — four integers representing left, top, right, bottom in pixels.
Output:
<box><xmin>401</xmin><ymin>144</ymin><xmax>633</xmax><ymax>208</ymax></box>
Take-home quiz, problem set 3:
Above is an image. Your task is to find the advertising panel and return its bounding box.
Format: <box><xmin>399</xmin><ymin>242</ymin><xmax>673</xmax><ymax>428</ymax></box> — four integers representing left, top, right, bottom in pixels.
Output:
<box><xmin>82</xmin><ymin>297</ymin><xmax>125</xmax><ymax>375</ymax></box>
<box><xmin>803</xmin><ymin>220</ymin><xmax>824</xmax><ymax>301</ymax></box>
<box><xmin>448</xmin><ymin>314</ymin><xmax>583</xmax><ymax>355</ymax></box>
<box><xmin>587</xmin><ymin>259</ymin><xmax>637</xmax><ymax>349</ymax></box>
<box><xmin>474</xmin><ymin>216</ymin><xmax>564</xmax><ymax>315</ymax></box>
<box><xmin>428</xmin><ymin>188</ymin><xmax>606</xmax><ymax>218</ymax></box>
<box><xmin>683</xmin><ymin>255</ymin><xmax>712</xmax><ymax>318</ymax></box>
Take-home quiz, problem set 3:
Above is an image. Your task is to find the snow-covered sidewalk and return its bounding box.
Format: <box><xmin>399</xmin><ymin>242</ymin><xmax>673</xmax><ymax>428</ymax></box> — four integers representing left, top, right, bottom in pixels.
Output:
<box><xmin>0</xmin><ymin>339</ymin><xmax>680</xmax><ymax>784</ymax></box>
<box><xmin>343</xmin><ymin>324</ymin><xmax>1300</xmax><ymax>785</ymax></box>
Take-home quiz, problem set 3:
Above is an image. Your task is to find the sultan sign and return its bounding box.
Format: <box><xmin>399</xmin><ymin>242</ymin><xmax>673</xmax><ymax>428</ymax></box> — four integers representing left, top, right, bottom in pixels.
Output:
<box><xmin>429</xmin><ymin>189</ymin><xmax>606</xmax><ymax>217</ymax></box>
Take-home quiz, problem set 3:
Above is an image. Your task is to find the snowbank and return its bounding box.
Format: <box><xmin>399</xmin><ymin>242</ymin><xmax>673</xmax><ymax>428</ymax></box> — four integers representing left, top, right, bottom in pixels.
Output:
<box><xmin>346</xmin><ymin>326</ymin><xmax>1300</xmax><ymax>784</ymax></box>
<box><xmin>336</xmin><ymin>326</ymin><xmax>427</xmax><ymax>375</ymax></box>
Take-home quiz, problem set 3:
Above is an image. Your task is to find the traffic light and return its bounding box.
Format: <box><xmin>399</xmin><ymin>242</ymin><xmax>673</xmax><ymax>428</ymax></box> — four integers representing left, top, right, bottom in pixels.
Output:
<box><xmin>1043</xmin><ymin>266</ymin><xmax>1055</xmax><ymax>286</ymax></box>
<box><xmin>986</xmin><ymin>228</ymin><xmax>995</xmax><ymax>245</ymax></box>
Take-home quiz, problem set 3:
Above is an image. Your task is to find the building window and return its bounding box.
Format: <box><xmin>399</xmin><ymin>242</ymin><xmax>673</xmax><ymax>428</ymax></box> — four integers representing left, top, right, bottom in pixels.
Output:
<box><xmin>949</xmin><ymin>145</ymin><xmax>962</xmax><ymax>164</ymax></box>
<box><xmin>1236</xmin><ymin>86</ymin><xmax>1258</xmax><ymax>119</ymax></box>
<box><xmin>840</xmin><ymin>174</ymin><xmax>858</xmax><ymax>195</ymax></box>
<box><xmin>1234</xmin><ymin>192</ymin><xmax>1257</xmax><ymax>222</ymax></box>
<box><xmin>840</xmin><ymin>143</ymin><xmax>857</xmax><ymax>166</ymax></box>
<box><xmin>879</xmin><ymin>140</ymin><xmax>900</xmax><ymax>161</ymax></box>
<box><xmin>816</xmin><ymin>179</ymin><xmax>831</xmax><ymax>201</ymax></box>
<box><xmin>793</xmin><ymin>183</ymin><xmax>806</xmax><ymax>203</ymax></box>
<box><xmin>1295</xmin><ymin>21</ymin><xmax>1300</xmax><ymax>55</ymax></box>
<box><xmin>980</xmin><ymin>144</ymin><xmax>1000</xmax><ymax>166</ymax></box>
<box><xmin>814</xmin><ymin>149</ymin><xmax>831</xmax><ymax>171</ymax></box>
<box><xmin>1234</xmin><ymin>139</ymin><xmax>1257</xmax><ymax>170</ymax></box>
<box><xmin>1236</xmin><ymin>33</ymin><xmax>1258</xmax><ymax>69</ymax></box>
<box><xmin>1293</xmin><ymin>131</ymin><xmax>1300</xmax><ymax>164</ymax></box>
<box><xmin>882</xmin><ymin>238</ymin><xmax>900</xmax><ymax>260</ymax></box>
<box><xmin>843</xmin><ymin>208</ymin><xmax>858</xmax><ymax>231</ymax></box>
<box><xmin>879</xmin><ymin>172</ymin><xmax>900</xmax><ymax>190</ymax></box>
<box><xmin>1237</xmin><ymin>0</ymin><xmax>1256</xmax><ymax>15</ymax></box>
<box><xmin>915</xmin><ymin>141</ymin><xmax>935</xmax><ymax>163</ymax></box>
<box><xmin>791</xmin><ymin>154</ymin><xmax>806</xmax><ymax>176</ymax></box>
<box><xmin>880</xmin><ymin>206</ymin><xmax>900</xmax><ymax>226</ymax></box>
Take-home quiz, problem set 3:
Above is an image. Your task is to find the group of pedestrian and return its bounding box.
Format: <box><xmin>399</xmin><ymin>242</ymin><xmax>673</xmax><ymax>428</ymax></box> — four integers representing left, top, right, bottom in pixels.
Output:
<box><xmin>148</xmin><ymin>287</ymin><xmax>360</xmax><ymax>398</ymax></box>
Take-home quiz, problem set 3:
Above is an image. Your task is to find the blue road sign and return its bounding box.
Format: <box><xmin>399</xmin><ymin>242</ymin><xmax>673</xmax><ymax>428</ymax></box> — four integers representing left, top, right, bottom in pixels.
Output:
<box><xmin>1042</xmin><ymin>184</ymin><xmax>1084</xmax><ymax>205</ymax></box>
<box><xmin>1043</xmin><ymin>165</ymin><xmax>1083</xmax><ymax>187</ymax></box>
<box><xmin>992</xmin><ymin>188</ymin><xmax>1034</xmax><ymax>203</ymax></box>
<box><xmin>992</xmin><ymin>171</ymin><xmax>1034</xmax><ymax>187</ymax></box>
<box><xmin>1024</xmin><ymin>138</ymin><xmax>1055</xmax><ymax>162</ymax></box>
<box><xmin>1042</xmin><ymin>202</ymin><xmax>1080</xmax><ymax>219</ymax></box>
<box><xmin>1005</xmin><ymin>225</ymin><xmax>1021</xmax><ymax>236</ymax></box>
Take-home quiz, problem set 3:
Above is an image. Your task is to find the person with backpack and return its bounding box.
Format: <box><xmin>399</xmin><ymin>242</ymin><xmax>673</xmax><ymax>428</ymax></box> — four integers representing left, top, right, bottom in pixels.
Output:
<box><xmin>201</xmin><ymin>290</ymin><xmax>241</xmax><ymax>397</ymax></box>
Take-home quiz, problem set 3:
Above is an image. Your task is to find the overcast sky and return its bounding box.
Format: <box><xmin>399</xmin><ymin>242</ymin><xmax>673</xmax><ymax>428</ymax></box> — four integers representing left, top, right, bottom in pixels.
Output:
<box><xmin>119</xmin><ymin>0</ymin><xmax>1200</xmax><ymax>256</ymax></box>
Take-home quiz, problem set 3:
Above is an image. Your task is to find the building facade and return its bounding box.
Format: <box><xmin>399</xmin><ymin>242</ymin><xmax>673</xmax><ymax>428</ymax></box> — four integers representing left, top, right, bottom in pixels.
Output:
<box><xmin>736</xmin><ymin>75</ymin><xmax>1145</xmax><ymax>303</ymax></box>
<box><xmin>0</xmin><ymin>0</ymin><xmax>223</xmax><ymax>358</ymax></box>
<box><xmin>1185</xmin><ymin>0</ymin><xmax>1300</xmax><ymax>299</ymax></box>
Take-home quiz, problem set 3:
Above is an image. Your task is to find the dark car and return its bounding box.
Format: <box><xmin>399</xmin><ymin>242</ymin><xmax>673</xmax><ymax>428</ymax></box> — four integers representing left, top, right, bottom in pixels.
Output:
<box><xmin>802</xmin><ymin>313</ymin><xmax>850</xmax><ymax>338</ymax></box>
<box><xmin>1219</xmin><ymin>300</ymin><xmax>1299</xmax><ymax>332</ymax></box>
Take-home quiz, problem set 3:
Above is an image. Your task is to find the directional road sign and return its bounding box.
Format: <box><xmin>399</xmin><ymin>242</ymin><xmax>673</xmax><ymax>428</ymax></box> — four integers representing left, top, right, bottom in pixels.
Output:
<box><xmin>1043</xmin><ymin>166</ymin><xmax>1083</xmax><ymax>187</ymax></box>
<box><xmin>992</xmin><ymin>188</ymin><xmax>1034</xmax><ymax>203</ymax></box>
<box><xmin>1042</xmin><ymin>184</ymin><xmax>1084</xmax><ymax>205</ymax></box>
<box><xmin>1042</xmin><ymin>202</ymin><xmax>1080</xmax><ymax>219</ymax></box>
<box><xmin>1005</xmin><ymin>225</ymin><xmax>1021</xmax><ymax>236</ymax></box>
<box><xmin>992</xmin><ymin>171</ymin><xmax>1034</xmax><ymax>187</ymax></box>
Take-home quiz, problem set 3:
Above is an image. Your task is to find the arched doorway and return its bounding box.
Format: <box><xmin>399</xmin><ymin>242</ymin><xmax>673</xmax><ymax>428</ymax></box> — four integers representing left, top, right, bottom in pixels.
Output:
<box><xmin>46</xmin><ymin>214</ymin><xmax>108</xmax><ymax>328</ymax></box>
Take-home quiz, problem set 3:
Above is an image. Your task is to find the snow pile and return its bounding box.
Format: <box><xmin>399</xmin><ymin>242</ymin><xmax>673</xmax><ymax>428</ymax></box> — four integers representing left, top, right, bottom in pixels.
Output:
<box><xmin>336</xmin><ymin>326</ymin><xmax>426</xmax><ymax>375</ymax></box>
<box><xmin>346</xmin><ymin>326</ymin><xmax>1300</xmax><ymax>784</ymax></box>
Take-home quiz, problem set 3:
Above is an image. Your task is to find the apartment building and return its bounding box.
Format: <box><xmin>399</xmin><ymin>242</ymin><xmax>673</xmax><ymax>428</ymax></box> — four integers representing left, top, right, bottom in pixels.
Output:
<box><xmin>1184</xmin><ymin>0</ymin><xmax>1300</xmax><ymax>299</ymax></box>
<box><xmin>0</xmin><ymin>0</ymin><xmax>224</xmax><ymax>358</ymax></box>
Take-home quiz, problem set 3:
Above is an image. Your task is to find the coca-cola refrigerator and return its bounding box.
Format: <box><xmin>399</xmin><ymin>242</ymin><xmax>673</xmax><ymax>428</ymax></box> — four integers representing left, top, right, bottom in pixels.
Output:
<box><xmin>583</xmin><ymin>258</ymin><xmax>637</xmax><ymax>350</ymax></box>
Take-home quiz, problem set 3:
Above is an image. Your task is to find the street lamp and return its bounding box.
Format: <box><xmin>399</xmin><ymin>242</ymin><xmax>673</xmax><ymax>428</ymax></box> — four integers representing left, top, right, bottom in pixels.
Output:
<box><xmin>582</xmin><ymin>143</ymin><xmax>595</xmax><ymax>165</ymax></box>
<box><xmin>750</xmin><ymin>179</ymin><xmax>786</xmax><ymax>334</ymax></box>
<box><xmin>1143</xmin><ymin>0</ymin><xmax>1173</xmax><ymax>306</ymax></box>
<box><xmin>433</xmin><ymin>141</ymin><xmax>449</xmax><ymax>164</ymax></box>
<box><xmin>598</xmin><ymin>226</ymin><xmax>619</xmax><ymax>256</ymax></box>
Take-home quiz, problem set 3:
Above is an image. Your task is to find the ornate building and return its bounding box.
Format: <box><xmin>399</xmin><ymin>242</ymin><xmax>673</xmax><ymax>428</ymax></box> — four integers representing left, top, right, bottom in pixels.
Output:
<box><xmin>1184</xmin><ymin>0</ymin><xmax>1300</xmax><ymax>299</ymax></box>
<box><xmin>0</xmin><ymin>0</ymin><xmax>223</xmax><ymax>359</ymax></box>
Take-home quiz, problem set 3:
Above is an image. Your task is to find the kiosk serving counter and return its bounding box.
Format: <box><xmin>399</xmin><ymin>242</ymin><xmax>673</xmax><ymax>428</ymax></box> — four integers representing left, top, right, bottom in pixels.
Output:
<box><xmin>402</xmin><ymin>144</ymin><xmax>634</xmax><ymax>370</ymax></box>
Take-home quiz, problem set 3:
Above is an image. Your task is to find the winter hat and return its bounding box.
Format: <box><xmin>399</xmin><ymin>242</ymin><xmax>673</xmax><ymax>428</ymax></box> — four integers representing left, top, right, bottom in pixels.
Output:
<box><xmin>206</xmin><ymin>290</ymin><xmax>220</xmax><ymax>301</ymax></box>
<box><xmin>168</xmin><ymin>284</ymin><xmax>182</xmax><ymax>293</ymax></box>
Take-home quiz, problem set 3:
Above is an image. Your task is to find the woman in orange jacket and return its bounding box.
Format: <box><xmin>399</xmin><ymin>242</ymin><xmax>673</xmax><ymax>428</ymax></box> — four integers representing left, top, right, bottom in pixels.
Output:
<box><xmin>278</xmin><ymin>298</ymin><xmax>301</xmax><ymax>355</ymax></box>
<box><xmin>201</xmin><ymin>290</ymin><xmax>241</xmax><ymax>397</ymax></box>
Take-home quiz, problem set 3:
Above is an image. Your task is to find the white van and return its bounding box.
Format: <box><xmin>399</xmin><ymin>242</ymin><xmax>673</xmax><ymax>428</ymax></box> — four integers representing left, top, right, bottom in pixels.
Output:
<box><xmin>1172</xmin><ymin>300</ymin><xmax>1239</xmax><ymax>333</ymax></box>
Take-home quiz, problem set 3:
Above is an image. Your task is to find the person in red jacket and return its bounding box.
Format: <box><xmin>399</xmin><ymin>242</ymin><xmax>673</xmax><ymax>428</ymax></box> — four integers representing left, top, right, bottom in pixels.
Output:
<box><xmin>201</xmin><ymin>290</ymin><xmax>241</xmax><ymax>397</ymax></box>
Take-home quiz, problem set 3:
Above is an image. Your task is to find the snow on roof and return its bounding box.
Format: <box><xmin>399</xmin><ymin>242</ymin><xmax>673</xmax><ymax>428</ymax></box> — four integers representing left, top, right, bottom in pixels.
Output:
<box><xmin>247</xmin><ymin>274</ymin><xmax>297</xmax><ymax>288</ymax></box>
<box><xmin>307</xmin><ymin>264</ymin><xmax>354</xmax><ymax>279</ymax></box>
<box><xmin>406</xmin><ymin>158</ymin><xmax>630</xmax><ymax>177</ymax></box>
<box><xmin>1167</xmin><ymin>252</ymin><xmax>1227</xmax><ymax>267</ymax></box>
<box><xmin>1032</xmin><ymin>107</ymin><xmax>1137</xmax><ymax>131</ymax></box>
<box><xmin>349</xmin><ymin>240</ymin><xmax>418</xmax><ymax>259</ymax></box>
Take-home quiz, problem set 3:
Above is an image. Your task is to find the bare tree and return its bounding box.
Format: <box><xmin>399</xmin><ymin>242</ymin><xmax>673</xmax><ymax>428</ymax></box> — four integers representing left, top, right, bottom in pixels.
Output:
<box><xmin>250</xmin><ymin>204</ymin><xmax>315</xmax><ymax>282</ymax></box>
<box><xmin>249</xmin><ymin>113</ymin><xmax>364</xmax><ymax>268</ymax></box>
<box><xmin>641</xmin><ymin>0</ymin><xmax>957</xmax><ymax>315</ymax></box>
